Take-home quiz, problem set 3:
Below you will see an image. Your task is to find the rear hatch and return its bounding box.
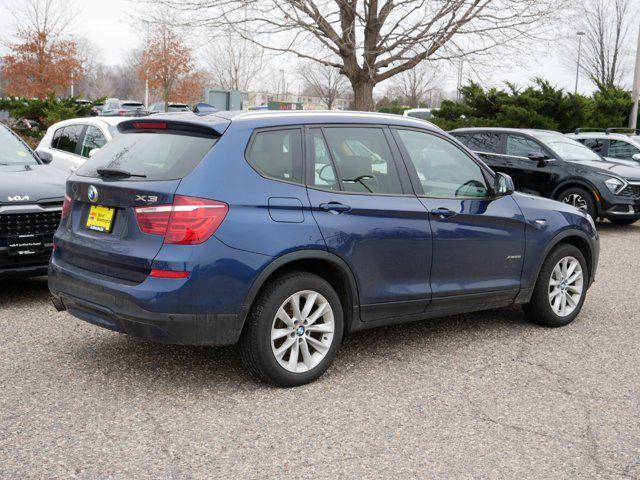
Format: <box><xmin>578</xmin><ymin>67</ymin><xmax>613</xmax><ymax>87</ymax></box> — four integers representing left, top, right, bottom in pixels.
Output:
<box><xmin>56</xmin><ymin>118</ymin><xmax>227</xmax><ymax>283</ymax></box>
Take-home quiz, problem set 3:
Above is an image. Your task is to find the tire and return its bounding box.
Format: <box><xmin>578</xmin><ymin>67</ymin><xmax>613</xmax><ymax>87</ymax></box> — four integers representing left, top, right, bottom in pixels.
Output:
<box><xmin>558</xmin><ymin>187</ymin><xmax>597</xmax><ymax>220</ymax></box>
<box><xmin>608</xmin><ymin>218</ymin><xmax>638</xmax><ymax>226</ymax></box>
<box><xmin>523</xmin><ymin>244</ymin><xmax>588</xmax><ymax>328</ymax></box>
<box><xmin>239</xmin><ymin>271</ymin><xmax>344</xmax><ymax>387</ymax></box>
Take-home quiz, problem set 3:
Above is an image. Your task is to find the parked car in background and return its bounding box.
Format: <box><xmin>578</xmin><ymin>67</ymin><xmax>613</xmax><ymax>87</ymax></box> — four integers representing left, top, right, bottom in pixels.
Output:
<box><xmin>567</xmin><ymin>128</ymin><xmax>640</xmax><ymax>164</ymax></box>
<box><xmin>1</xmin><ymin>124</ymin><xmax>66</xmax><ymax>278</ymax></box>
<box><xmin>90</xmin><ymin>102</ymin><xmax>105</xmax><ymax>116</ymax></box>
<box><xmin>450</xmin><ymin>127</ymin><xmax>640</xmax><ymax>225</ymax></box>
<box><xmin>403</xmin><ymin>108</ymin><xmax>439</xmax><ymax>121</ymax></box>
<box><xmin>37</xmin><ymin>117</ymin><xmax>132</xmax><ymax>173</ymax></box>
<box><xmin>148</xmin><ymin>102</ymin><xmax>190</xmax><ymax>113</ymax></box>
<box><xmin>49</xmin><ymin>111</ymin><xmax>599</xmax><ymax>386</ymax></box>
<box><xmin>99</xmin><ymin>100</ymin><xmax>148</xmax><ymax>117</ymax></box>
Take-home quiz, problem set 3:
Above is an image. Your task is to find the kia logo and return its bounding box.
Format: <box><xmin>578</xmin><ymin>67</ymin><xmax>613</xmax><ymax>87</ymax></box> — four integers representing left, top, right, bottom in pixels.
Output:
<box><xmin>7</xmin><ymin>195</ymin><xmax>30</xmax><ymax>202</ymax></box>
<box><xmin>88</xmin><ymin>185</ymin><xmax>99</xmax><ymax>203</ymax></box>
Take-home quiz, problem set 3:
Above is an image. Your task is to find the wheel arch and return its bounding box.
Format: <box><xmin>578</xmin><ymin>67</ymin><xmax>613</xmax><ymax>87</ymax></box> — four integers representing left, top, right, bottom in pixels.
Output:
<box><xmin>239</xmin><ymin>250</ymin><xmax>360</xmax><ymax>335</ymax></box>
<box><xmin>551</xmin><ymin>179</ymin><xmax>602</xmax><ymax>216</ymax></box>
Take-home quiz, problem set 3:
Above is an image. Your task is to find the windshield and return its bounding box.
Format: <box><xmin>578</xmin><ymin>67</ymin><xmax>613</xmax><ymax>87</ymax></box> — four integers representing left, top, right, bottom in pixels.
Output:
<box><xmin>532</xmin><ymin>132</ymin><xmax>602</xmax><ymax>161</ymax></box>
<box><xmin>76</xmin><ymin>130</ymin><xmax>218</xmax><ymax>181</ymax></box>
<box><xmin>0</xmin><ymin>126</ymin><xmax>38</xmax><ymax>166</ymax></box>
<box><xmin>121</xmin><ymin>103</ymin><xmax>144</xmax><ymax>110</ymax></box>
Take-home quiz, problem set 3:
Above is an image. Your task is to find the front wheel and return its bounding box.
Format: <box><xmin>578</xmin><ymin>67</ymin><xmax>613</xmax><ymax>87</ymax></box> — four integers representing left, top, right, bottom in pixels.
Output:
<box><xmin>523</xmin><ymin>244</ymin><xmax>588</xmax><ymax>327</ymax></box>
<box><xmin>239</xmin><ymin>271</ymin><xmax>344</xmax><ymax>387</ymax></box>
<box><xmin>558</xmin><ymin>187</ymin><xmax>597</xmax><ymax>220</ymax></box>
<box><xmin>608</xmin><ymin>218</ymin><xmax>638</xmax><ymax>226</ymax></box>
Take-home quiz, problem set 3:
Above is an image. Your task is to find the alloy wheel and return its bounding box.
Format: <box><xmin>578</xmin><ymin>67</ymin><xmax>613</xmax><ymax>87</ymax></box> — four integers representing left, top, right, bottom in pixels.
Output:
<box><xmin>548</xmin><ymin>256</ymin><xmax>584</xmax><ymax>317</ymax></box>
<box><xmin>270</xmin><ymin>290</ymin><xmax>335</xmax><ymax>373</ymax></box>
<box><xmin>562</xmin><ymin>193</ymin><xmax>588</xmax><ymax>213</ymax></box>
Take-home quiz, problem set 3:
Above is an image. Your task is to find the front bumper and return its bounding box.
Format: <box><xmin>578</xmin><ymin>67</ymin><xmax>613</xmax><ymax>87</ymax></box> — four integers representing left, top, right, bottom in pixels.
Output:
<box><xmin>49</xmin><ymin>257</ymin><xmax>244</xmax><ymax>346</ymax></box>
<box><xmin>0</xmin><ymin>249</ymin><xmax>52</xmax><ymax>278</ymax></box>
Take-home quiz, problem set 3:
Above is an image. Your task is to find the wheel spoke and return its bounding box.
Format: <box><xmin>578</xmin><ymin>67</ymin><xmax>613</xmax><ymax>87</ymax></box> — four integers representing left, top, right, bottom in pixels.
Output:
<box><xmin>276</xmin><ymin>307</ymin><xmax>295</xmax><ymax>328</ymax></box>
<box><xmin>567</xmin><ymin>270</ymin><xmax>582</xmax><ymax>284</ymax></box>
<box><xmin>271</xmin><ymin>328</ymin><xmax>291</xmax><ymax>341</ymax></box>
<box><xmin>306</xmin><ymin>323</ymin><xmax>334</xmax><ymax>334</ymax></box>
<box><xmin>300</xmin><ymin>292</ymin><xmax>318</xmax><ymax>320</ymax></box>
<box><xmin>566</xmin><ymin>293</ymin><xmax>577</xmax><ymax>308</ymax></box>
<box><xmin>299</xmin><ymin>339</ymin><xmax>312</xmax><ymax>369</ymax></box>
<box><xmin>567</xmin><ymin>285</ymin><xmax>582</xmax><ymax>294</ymax></box>
<box><xmin>306</xmin><ymin>336</ymin><xmax>329</xmax><ymax>353</ymax></box>
<box><xmin>306</xmin><ymin>302</ymin><xmax>328</xmax><ymax>325</ymax></box>
<box><xmin>566</xmin><ymin>260</ymin><xmax>578</xmax><ymax>277</ymax></box>
<box><xmin>290</xmin><ymin>293</ymin><xmax>303</xmax><ymax>321</ymax></box>
<box><xmin>274</xmin><ymin>336</ymin><xmax>296</xmax><ymax>358</ymax></box>
<box><xmin>287</xmin><ymin>340</ymin><xmax>300</xmax><ymax>370</ymax></box>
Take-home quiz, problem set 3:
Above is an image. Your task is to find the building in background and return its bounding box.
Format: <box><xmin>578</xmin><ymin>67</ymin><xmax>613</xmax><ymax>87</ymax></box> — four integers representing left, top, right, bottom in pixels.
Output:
<box><xmin>245</xmin><ymin>91</ymin><xmax>351</xmax><ymax>111</ymax></box>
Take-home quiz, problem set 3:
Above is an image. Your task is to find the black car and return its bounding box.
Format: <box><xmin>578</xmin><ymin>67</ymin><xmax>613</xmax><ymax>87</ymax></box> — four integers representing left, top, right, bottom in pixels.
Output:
<box><xmin>0</xmin><ymin>124</ymin><xmax>67</xmax><ymax>277</ymax></box>
<box><xmin>450</xmin><ymin>128</ymin><xmax>640</xmax><ymax>225</ymax></box>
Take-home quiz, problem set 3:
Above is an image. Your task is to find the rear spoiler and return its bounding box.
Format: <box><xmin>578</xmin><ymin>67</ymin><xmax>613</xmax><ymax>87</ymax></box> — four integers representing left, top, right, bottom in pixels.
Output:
<box><xmin>118</xmin><ymin>117</ymin><xmax>230</xmax><ymax>137</ymax></box>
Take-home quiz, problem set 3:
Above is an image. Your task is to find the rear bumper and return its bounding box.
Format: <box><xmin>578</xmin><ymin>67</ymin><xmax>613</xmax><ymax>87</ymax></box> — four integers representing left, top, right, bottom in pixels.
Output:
<box><xmin>49</xmin><ymin>257</ymin><xmax>244</xmax><ymax>346</ymax></box>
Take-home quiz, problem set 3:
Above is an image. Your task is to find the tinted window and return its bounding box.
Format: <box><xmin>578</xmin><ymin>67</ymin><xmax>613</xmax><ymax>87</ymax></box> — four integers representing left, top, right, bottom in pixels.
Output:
<box><xmin>458</xmin><ymin>132</ymin><xmax>502</xmax><ymax>153</ymax></box>
<box><xmin>80</xmin><ymin>125</ymin><xmax>107</xmax><ymax>158</ymax></box>
<box><xmin>580</xmin><ymin>138</ymin><xmax>606</xmax><ymax>154</ymax></box>
<box><xmin>309</xmin><ymin>128</ymin><xmax>338</xmax><ymax>190</ymax></box>
<box><xmin>247</xmin><ymin>129</ymin><xmax>302</xmax><ymax>182</ymax></box>
<box><xmin>0</xmin><ymin>126</ymin><xmax>38</xmax><ymax>165</ymax></box>
<box><xmin>608</xmin><ymin>139</ymin><xmax>640</xmax><ymax>160</ymax></box>
<box><xmin>76</xmin><ymin>131</ymin><xmax>218</xmax><ymax>181</ymax></box>
<box><xmin>54</xmin><ymin>125</ymin><xmax>83</xmax><ymax>154</ymax></box>
<box><xmin>397</xmin><ymin>129</ymin><xmax>489</xmax><ymax>198</ymax></box>
<box><xmin>322</xmin><ymin>127</ymin><xmax>402</xmax><ymax>194</ymax></box>
<box><xmin>506</xmin><ymin>135</ymin><xmax>544</xmax><ymax>157</ymax></box>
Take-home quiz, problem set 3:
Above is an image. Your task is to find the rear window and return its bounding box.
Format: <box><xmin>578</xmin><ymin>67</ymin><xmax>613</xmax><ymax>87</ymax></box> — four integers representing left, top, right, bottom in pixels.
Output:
<box><xmin>76</xmin><ymin>131</ymin><xmax>218</xmax><ymax>181</ymax></box>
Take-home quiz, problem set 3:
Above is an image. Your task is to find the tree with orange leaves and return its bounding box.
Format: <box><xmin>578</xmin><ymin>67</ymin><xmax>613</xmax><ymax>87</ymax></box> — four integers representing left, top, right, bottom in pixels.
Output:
<box><xmin>139</xmin><ymin>24</ymin><xmax>204</xmax><ymax>109</ymax></box>
<box><xmin>1</xmin><ymin>0</ymin><xmax>82</xmax><ymax>98</ymax></box>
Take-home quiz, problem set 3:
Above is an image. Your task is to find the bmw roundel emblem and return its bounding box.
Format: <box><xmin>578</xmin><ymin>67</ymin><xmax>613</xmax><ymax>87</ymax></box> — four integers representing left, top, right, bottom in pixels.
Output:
<box><xmin>88</xmin><ymin>185</ymin><xmax>99</xmax><ymax>203</ymax></box>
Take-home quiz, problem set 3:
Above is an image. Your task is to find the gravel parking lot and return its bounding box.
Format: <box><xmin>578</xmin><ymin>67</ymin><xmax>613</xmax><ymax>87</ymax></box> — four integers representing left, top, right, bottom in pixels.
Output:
<box><xmin>1</xmin><ymin>223</ymin><xmax>639</xmax><ymax>479</ymax></box>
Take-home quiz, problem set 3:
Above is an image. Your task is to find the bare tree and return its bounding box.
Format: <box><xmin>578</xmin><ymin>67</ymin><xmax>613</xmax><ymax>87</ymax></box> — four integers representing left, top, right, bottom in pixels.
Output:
<box><xmin>142</xmin><ymin>0</ymin><xmax>570</xmax><ymax>111</ymax></box>
<box><xmin>299</xmin><ymin>62</ymin><xmax>348</xmax><ymax>109</ymax></box>
<box><xmin>574</xmin><ymin>0</ymin><xmax>634</xmax><ymax>87</ymax></box>
<box><xmin>203</xmin><ymin>35</ymin><xmax>267</xmax><ymax>91</ymax></box>
<box><xmin>391</xmin><ymin>61</ymin><xmax>443</xmax><ymax>108</ymax></box>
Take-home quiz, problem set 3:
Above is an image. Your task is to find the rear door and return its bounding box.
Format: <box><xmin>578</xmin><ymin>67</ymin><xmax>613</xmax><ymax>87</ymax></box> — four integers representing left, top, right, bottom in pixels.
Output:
<box><xmin>56</xmin><ymin>121</ymin><xmax>220</xmax><ymax>283</ymax></box>
<box><xmin>49</xmin><ymin>124</ymin><xmax>86</xmax><ymax>173</ymax></box>
<box><xmin>305</xmin><ymin>125</ymin><xmax>432</xmax><ymax>322</ymax></box>
<box><xmin>392</xmin><ymin>127</ymin><xmax>525</xmax><ymax>306</ymax></box>
<box><xmin>453</xmin><ymin>131</ymin><xmax>506</xmax><ymax>170</ymax></box>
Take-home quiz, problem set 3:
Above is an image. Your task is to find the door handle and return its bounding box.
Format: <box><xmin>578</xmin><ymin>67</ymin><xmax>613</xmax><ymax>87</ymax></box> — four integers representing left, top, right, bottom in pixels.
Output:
<box><xmin>430</xmin><ymin>207</ymin><xmax>457</xmax><ymax>219</ymax></box>
<box><xmin>319</xmin><ymin>202</ymin><xmax>351</xmax><ymax>214</ymax></box>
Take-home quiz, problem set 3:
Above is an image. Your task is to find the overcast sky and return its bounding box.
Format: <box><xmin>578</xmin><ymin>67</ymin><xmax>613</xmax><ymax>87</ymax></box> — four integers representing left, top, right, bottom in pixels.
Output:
<box><xmin>1</xmin><ymin>0</ymin><xmax>638</xmax><ymax>96</ymax></box>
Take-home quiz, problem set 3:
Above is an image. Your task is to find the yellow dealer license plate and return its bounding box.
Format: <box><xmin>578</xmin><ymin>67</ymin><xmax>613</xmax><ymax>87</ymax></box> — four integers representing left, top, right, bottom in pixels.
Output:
<box><xmin>86</xmin><ymin>205</ymin><xmax>115</xmax><ymax>233</ymax></box>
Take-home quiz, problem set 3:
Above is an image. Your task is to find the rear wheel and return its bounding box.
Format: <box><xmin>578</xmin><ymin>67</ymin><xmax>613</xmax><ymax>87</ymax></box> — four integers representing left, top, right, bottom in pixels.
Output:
<box><xmin>558</xmin><ymin>187</ymin><xmax>597</xmax><ymax>220</ymax></box>
<box><xmin>523</xmin><ymin>244</ymin><xmax>588</xmax><ymax>327</ymax></box>
<box><xmin>239</xmin><ymin>271</ymin><xmax>344</xmax><ymax>387</ymax></box>
<box><xmin>608</xmin><ymin>218</ymin><xmax>638</xmax><ymax>226</ymax></box>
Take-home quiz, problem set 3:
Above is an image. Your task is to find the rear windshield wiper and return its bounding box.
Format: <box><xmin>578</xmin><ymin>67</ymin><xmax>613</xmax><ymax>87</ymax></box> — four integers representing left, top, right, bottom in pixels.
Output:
<box><xmin>96</xmin><ymin>168</ymin><xmax>147</xmax><ymax>178</ymax></box>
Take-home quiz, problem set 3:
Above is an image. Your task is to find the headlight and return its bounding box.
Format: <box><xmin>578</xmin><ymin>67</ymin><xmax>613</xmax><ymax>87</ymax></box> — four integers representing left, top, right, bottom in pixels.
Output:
<box><xmin>604</xmin><ymin>177</ymin><xmax>625</xmax><ymax>194</ymax></box>
<box><xmin>586</xmin><ymin>212</ymin><xmax>596</xmax><ymax>231</ymax></box>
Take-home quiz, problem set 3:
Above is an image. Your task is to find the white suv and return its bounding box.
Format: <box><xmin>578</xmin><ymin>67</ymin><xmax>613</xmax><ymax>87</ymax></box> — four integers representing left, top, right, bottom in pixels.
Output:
<box><xmin>566</xmin><ymin>129</ymin><xmax>640</xmax><ymax>164</ymax></box>
<box><xmin>36</xmin><ymin>117</ymin><xmax>133</xmax><ymax>173</ymax></box>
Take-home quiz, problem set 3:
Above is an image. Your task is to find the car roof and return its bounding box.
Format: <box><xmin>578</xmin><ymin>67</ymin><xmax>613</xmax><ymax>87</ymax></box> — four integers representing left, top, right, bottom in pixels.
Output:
<box><xmin>451</xmin><ymin>127</ymin><xmax>559</xmax><ymax>135</ymax></box>
<box><xmin>567</xmin><ymin>132</ymin><xmax>637</xmax><ymax>141</ymax></box>
<box><xmin>145</xmin><ymin>110</ymin><xmax>444</xmax><ymax>136</ymax></box>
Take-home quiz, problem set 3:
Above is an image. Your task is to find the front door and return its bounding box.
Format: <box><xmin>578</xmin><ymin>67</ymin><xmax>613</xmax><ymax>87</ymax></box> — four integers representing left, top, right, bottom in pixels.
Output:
<box><xmin>504</xmin><ymin>133</ymin><xmax>559</xmax><ymax>197</ymax></box>
<box><xmin>392</xmin><ymin>128</ymin><xmax>526</xmax><ymax>309</ymax></box>
<box><xmin>305</xmin><ymin>126</ymin><xmax>432</xmax><ymax>322</ymax></box>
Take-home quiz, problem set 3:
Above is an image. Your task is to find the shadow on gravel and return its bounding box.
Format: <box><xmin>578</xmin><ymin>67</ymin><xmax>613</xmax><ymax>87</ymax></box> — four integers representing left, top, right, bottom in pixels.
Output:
<box><xmin>64</xmin><ymin>305</ymin><xmax>529</xmax><ymax>390</ymax></box>
<box><xmin>0</xmin><ymin>276</ymin><xmax>49</xmax><ymax>307</ymax></box>
<box><xmin>595</xmin><ymin>220</ymin><xmax>639</xmax><ymax>232</ymax></box>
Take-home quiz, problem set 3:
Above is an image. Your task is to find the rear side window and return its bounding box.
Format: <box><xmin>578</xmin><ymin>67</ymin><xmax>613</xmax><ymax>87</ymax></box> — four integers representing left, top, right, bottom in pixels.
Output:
<box><xmin>76</xmin><ymin>131</ymin><xmax>218</xmax><ymax>181</ymax></box>
<box><xmin>322</xmin><ymin>127</ymin><xmax>403</xmax><ymax>195</ymax></box>
<box><xmin>80</xmin><ymin>125</ymin><xmax>107</xmax><ymax>158</ymax></box>
<box><xmin>608</xmin><ymin>139</ymin><xmax>640</xmax><ymax>160</ymax></box>
<box><xmin>459</xmin><ymin>132</ymin><xmax>502</xmax><ymax>153</ymax></box>
<box><xmin>246</xmin><ymin>129</ymin><xmax>302</xmax><ymax>182</ymax></box>
<box><xmin>506</xmin><ymin>135</ymin><xmax>544</xmax><ymax>157</ymax></box>
<box><xmin>579</xmin><ymin>138</ymin><xmax>606</xmax><ymax>154</ymax></box>
<box><xmin>53</xmin><ymin>125</ymin><xmax>84</xmax><ymax>154</ymax></box>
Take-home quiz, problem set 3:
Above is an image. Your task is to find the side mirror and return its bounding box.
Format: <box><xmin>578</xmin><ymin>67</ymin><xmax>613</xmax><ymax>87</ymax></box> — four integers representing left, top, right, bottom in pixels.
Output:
<box><xmin>528</xmin><ymin>152</ymin><xmax>553</xmax><ymax>167</ymax></box>
<box><xmin>495</xmin><ymin>172</ymin><xmax>515</xmax><ymax>196</ymax></box>
<box><xmin>36</xmin><ymin>150</ymin><xmax>53</xmax><ymax>164</ymax></box>
<box><xmin>632</xmin><ymin>153</ymin><xmax>640</xmax><ymax>162</ymax></box>
<box><xmin>88</xmin><ymin>148</ymin><xmax>100</xmax><ymax>158</ymax></box>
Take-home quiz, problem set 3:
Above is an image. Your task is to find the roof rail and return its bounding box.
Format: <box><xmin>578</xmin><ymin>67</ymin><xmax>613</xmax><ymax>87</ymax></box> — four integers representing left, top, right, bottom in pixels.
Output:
<box><xmin>604</xmin><ymin>127</ymin><xmax>640</xmax><ymax>135</ymax></box>
<box><xmin>574</xmin><ymin>128</ymin><xmax>605</xmax><ymax>134</ymax></box>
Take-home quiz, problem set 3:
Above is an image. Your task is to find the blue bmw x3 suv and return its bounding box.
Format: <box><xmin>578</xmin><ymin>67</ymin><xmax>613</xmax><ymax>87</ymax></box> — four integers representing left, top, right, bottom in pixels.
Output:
<box><xmin>49</xmin><ymin>111</ymin><xmax>599</xmax><ymax>386</ymax></box>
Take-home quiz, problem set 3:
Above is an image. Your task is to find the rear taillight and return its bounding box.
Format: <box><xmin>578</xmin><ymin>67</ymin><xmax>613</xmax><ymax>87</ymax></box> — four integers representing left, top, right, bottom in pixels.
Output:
<box><xmin>61</xmin><ymin>193</ymin><xmax>72</xmax><ymax>220</ymax></box>
<box><xmin>134</xmin><ymin>195</ymin><xmax>228</xmax><ymax>245</ymax></box>
<box><xmin>149</xmin><ymin>269</ymin><xmax>190</xmax><ymax>279</ymax></box>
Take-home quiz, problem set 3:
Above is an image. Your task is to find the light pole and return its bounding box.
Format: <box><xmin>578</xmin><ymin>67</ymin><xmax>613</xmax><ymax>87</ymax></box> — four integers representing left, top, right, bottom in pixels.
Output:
<box><xmin>574</xmin><ymin>31</ymin><xmax>585</xmax><ymax>95</ymax></box>
<box><xmin>630</xmin><ymin>24</ymin><xmax>640</xmax><ymax>129</ymax></box>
